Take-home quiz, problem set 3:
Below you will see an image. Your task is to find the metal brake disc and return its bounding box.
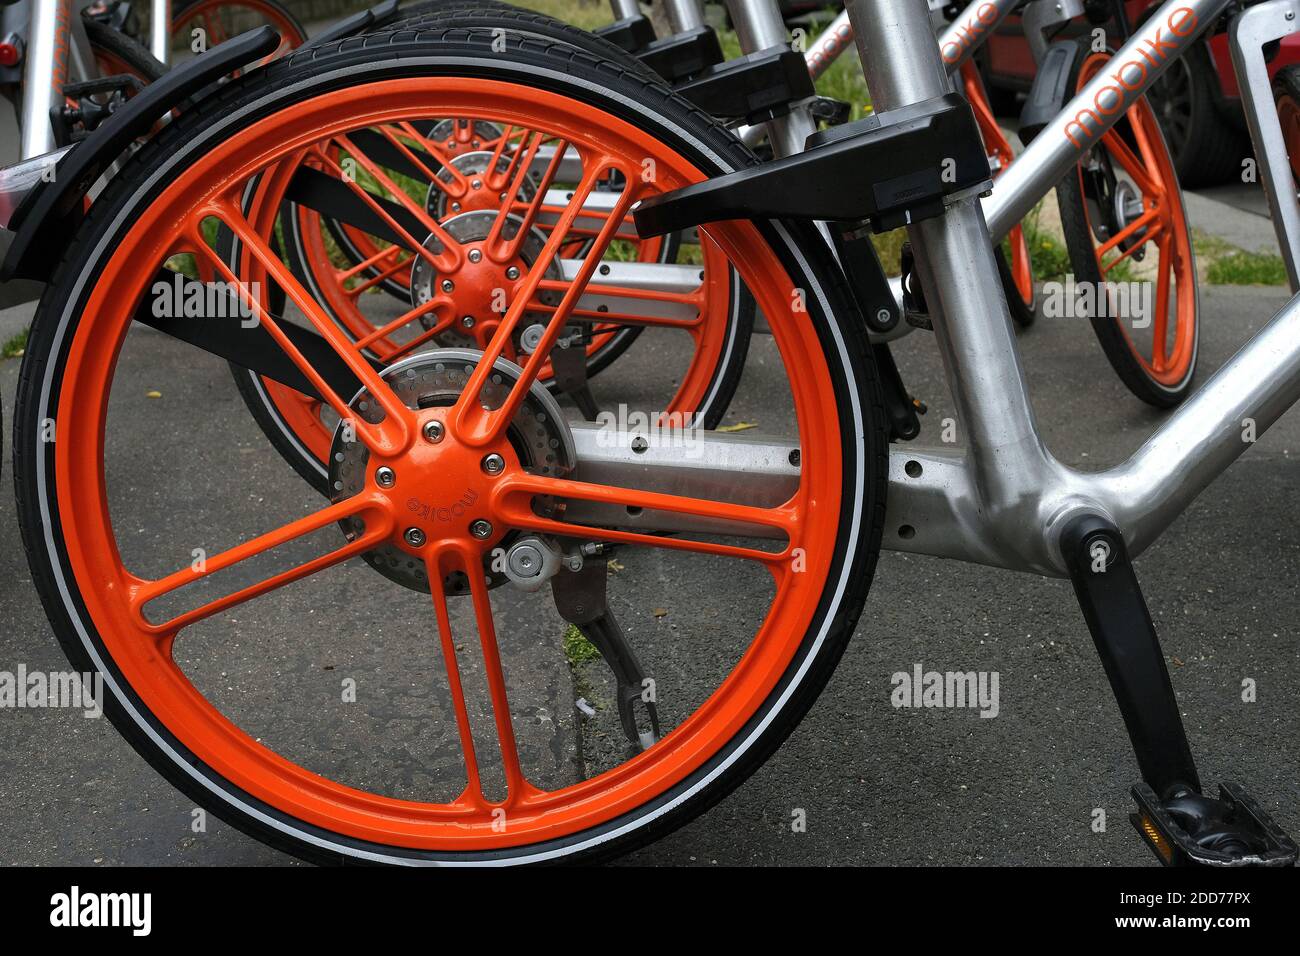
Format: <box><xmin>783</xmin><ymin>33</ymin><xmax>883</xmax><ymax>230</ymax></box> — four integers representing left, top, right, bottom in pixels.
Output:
<box><xmin>328</xmin><ymin>348</ymin><xmax>575</xmax><ymax>595</ymax></box>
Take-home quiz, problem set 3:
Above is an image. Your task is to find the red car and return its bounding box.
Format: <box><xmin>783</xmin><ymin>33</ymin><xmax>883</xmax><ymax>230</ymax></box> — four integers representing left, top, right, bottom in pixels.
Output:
<box><xmin>975</xmin><ymin>0</ymin><xmax>1300</xmax><ymax>185</ymax></box>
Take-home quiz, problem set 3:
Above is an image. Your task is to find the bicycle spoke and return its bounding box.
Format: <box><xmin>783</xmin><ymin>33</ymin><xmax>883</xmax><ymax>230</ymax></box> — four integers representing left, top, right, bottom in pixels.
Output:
<box><xmin>451</xmin><ymin>158</ymin><xmax>638</xmax><ymax>447</ymax></box>
<box><xmin>491</xmin><ymin>472</ymin><xmax>796</xmax><ymax>565</ymax></box>
<box><xmin>131</xmin><ymin>494</ymin><xmax>392</xmax><ymax>638</ymax></box>
<box><xmin>195</xmin><ymin>203</ymin><xmax>412</xmax><ymax>455</ymax></box>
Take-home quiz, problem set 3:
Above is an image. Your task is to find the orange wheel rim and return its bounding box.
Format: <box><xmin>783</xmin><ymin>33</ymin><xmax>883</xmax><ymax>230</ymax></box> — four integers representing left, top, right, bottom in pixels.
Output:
<box><xmin>55</xmin><ymin>77</ymin><xmax>843</xmax><ymax>851</ymax></box>
<box><xmin>1076</xmin><ymin>53</ymin><xmax>1196</xmax><ymax>387</ymax></box>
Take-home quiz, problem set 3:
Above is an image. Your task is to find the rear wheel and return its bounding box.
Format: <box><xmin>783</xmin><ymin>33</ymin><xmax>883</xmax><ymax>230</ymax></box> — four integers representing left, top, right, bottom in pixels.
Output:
<box><xmin>16</xmin><ymin>29</ymin><xmax>885</xmax><ymax>865</ymax></box>
<box><xmin>1273</xmin><ymin>65</ymin><xmax>1300</xmax><ymax>183</ymax></box>
<box><xmin>1146</xmin><ymin>42</ymin><xmax>1249</xmax><ymax>188</ymax></box>
<box><xmin>1057</xmin><ymin>42</ymin><xmax>1199</xmax><ymax>407</ymax></box>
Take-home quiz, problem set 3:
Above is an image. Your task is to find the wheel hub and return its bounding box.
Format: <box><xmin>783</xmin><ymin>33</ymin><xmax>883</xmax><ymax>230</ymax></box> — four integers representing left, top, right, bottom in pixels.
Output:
<box><xmin>409</xmin><ymin>210</ymin><xmax>561</xmax><ymax>350</ymax></box>
<box><xmin>426</xmin><ymin>150</ymin><xmax>536</xmax><ymax>219</ymax></box>
<box><xmin>329</xmin><ymin>349</ymin><xmax>575</xmax><ymax>594</ymax></box>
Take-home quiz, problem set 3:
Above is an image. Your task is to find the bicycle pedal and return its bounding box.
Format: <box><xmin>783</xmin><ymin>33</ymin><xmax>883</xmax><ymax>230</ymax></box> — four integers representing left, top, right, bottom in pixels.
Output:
<box><xmin>1131</xmin><ymin>782</ymin><xmax>1298</xmax><ymax>868</ymax></box>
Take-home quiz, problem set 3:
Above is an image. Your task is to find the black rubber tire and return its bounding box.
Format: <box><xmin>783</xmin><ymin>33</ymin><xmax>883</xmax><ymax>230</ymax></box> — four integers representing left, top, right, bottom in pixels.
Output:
<box><xmin>1055</xmin><ymin>40</ymin><xmax>1199</xmax><ymax>408</ymax></box>
<box><xmin>1272</xmin><ymin>65</ymin><xmax>1300</xmax><ymax>183</ymax></box>
<box><xmin>82</xmin><ymin>17</ymin><xmax>168</xmax><ymax>83</ymax></box>
<box><xmin>15</xmin><ymin>25</ymin><xmax>887</xmax><ymax>867</ymax></box>
<box><xmin>1146</xmin><ymin>41</ymin><xmax>1249</xmax><ymax>188</ymax></box>
<box><xmin>240</xmin><ymin>2</ymin><xmax>752</xmax><ymax>494</ymax></box>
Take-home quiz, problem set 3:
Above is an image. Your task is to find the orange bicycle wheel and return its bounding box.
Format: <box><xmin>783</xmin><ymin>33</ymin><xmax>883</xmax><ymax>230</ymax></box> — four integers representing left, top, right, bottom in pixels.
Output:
<box><xmin>1057</xmin><ymin>42</ymin><xmax>1199</xmax><ymax>407</ymax></box>
<box><xmin>17</xmin><ymin>31</ymin><xmax>885</xmax><ymax>864</ymax></box>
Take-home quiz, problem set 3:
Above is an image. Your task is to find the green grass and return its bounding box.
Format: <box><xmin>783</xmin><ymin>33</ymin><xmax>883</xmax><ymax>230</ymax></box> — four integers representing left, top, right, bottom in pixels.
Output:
<box><xmin>1</xmin><ymin>326</ymin><xmax>28</xmax><ymax>359</ymax></box>
<box><xmin>1021</xmin><ymin>211</ymin><xmax>1073</xmax><ymax>285</ymax></box>
<box><xmin>562</xmin><ymin>623</ymin><xmax>601</xmax><ymax>665</ymax></box>
<box><xmin>1207</xmin><ymin>251</ymin><xmax>1289</xmax><ymax>286</ymax></box>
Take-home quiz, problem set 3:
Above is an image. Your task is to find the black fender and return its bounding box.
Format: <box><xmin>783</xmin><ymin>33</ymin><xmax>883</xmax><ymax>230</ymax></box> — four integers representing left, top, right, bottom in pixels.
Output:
<box><xmin>1017</xmin><ymin>39</ymin><xmax>1083</xmax><ymax>145</ymax></box>
<box><xmin>301</xmin><ymin>0</ymin><xmax>399</xmax><ymax>49</ymax></box>
<box><xmin>0</xmin><ymin>26</ymin><xmax>280</xmax><ymax>282</ymax></box>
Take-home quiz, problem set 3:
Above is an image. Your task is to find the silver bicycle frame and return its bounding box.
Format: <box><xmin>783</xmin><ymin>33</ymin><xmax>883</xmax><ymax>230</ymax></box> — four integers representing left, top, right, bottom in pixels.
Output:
<box><xmin>838</xmin><ymin>0</ymin><xmax>1300</xmax><ymax>577</ymax></box>
<box><xmin>16</xmin><ymin>0</ymin><xmax>96</xmax><ymax>160</ymax></box>
<box><xmin>150</xmin><ymin>0</ymin><xmax>173</xmax><ymax>66</ymax></box>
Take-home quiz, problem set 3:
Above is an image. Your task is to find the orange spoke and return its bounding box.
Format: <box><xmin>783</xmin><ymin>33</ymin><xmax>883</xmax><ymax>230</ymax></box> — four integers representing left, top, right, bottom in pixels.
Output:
<box><xmin>483</xmin><ymin>124</ymin><xmax>518</xmax><ymax>192</ymax></box>
<box><xmin>491</xmin><ymin>472</ymin><xmax>796</xmax><ymax>565</ymax></box>
<box><xmin>452</xmin><ymin>159</ymin><xmax>637</xmax><ymax>447</ymax></box>
<box><xmin>1099</xmin><ymin>222</ymin><xmax>1164</xmax><ymax>274</ymax></box>
<box><xmin>456</xmin><ymin>542</ymin><xmax>539</xmax><ymax>805</ymax></box>
<box><xmin>353</xmin><ymin>296</ymin><xmax>453</xmax><ymax>351</ymax></box>
<box><xmin>325</xmin><ymin>136</ymin><xmax>464</xmax><ymax>269</ymax></box>
<box><xmin>1095</xmin><ymin>208</ymin><xmax>1161</xmax><ymax>261</ymax></box>
<box><xmin>1151</xmin><ymin>236</ymin><xmax>1172</xmax><ymax>371</ymax></box>
<box><xmin>393</xmin><ymin>121</ymin><xmax>471</xmax><ymax>193</ymax></box>
<box><xmin>487</xmin><ymin>133</ymin><xmax>560</xmax><ymax>264</ymax></box>
<box><xmin>1098</xmin><ymin>130</ymin><xmax>1161</xmax><ymax>200</ymax></box>
<box><xmin>132</xmin><ymin>493</ymin><xmax>392</xmax><ymax>636</ymax></box>
<box><xmin>195</xmin><ymin>204</ymin><xmax>412</xmax><ymax>455</ymax></box>
<box><xmin>423</xmin><ymin>554</ymin><xmax>490</xmax><ymax>808</ymax></box>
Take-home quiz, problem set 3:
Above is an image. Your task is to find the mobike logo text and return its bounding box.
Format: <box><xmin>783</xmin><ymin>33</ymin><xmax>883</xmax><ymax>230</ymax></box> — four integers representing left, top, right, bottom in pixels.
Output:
<box><xmin>1064</xmin><ymin>7</ymin><xmax>1198</xmax><ymax>148</ymax></box>
<box><xmin>940</xmin><ymin>2</ymin><xmax>1002</xmax><ymax>66</ymax></box>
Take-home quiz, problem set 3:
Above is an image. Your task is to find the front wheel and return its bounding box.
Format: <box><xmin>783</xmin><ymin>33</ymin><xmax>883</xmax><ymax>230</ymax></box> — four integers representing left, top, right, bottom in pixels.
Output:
<box><xmin>16</xmin><ymin>28</ymin><xmax>887</xmax><ymax>865</ymax></box>
<box><xmin>1057</xmin><ymin>41</ymin><xmax>1199</xmax><ymax>408</ymax></box>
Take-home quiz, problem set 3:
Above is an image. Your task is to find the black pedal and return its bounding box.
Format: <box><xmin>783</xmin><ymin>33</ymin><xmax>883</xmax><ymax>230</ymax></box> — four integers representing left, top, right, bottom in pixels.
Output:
<box><xmin>808</xmin><ymin>96</ymin><xmax>852</xmax><ymax>126</ymax></box>
<box><xmin>53</xmin><ymin>74</ymin><xmax>145</xmax><ymax>145</ymax></box>
<box><xmin>673</xmin><ymin>45</ymin><xmax>814</xmax><ymax>125</ymax></box>
<box><xmin>594</xmin><ymin>15</ymin><xmax>657</xmax><ymax>54</ymax></box>
<box><xmin>1132</xmin><ymin>783</ymin><xmax>1298</xmax><ymax>868</ymax></box>
<box><xmin>634</xmin><ymin>92</ymin><xmax>992</xmax><ymax>239</ymax></box>
<box><xmin>635</xmin><ymin>26</ymin><xmax>724</xmax><ymax>84</ymax></box>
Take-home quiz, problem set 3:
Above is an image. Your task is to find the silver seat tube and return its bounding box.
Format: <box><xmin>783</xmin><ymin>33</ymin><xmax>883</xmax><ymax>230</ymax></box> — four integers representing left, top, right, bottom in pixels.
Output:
<box><xmin>847</xmin><ymin>0</ymin><xmax>1060</xmax><ymax>569</ymax></box>
<box><xmin>664</xmin><ymin>0</ymin><xmax>706</xmax><ymax>32</ymax></box>
<box><xmin>19</xmin><ymin>0</ymin><xmax>69</xmax><ymax>160</ymax></box>
<box><xmin>150</xmin><ymin>0</ymin><xmax>172</xmax><ymax>66</ymax></box>
<box><xmin>609</xmin><ymin>0</ymin><xmax>642</xmax><ymax>20</ymax></box>
<box><xmin>727</xmin><ymin>0</ymin><xmax>817</xmax><ymax>158</ymax></box>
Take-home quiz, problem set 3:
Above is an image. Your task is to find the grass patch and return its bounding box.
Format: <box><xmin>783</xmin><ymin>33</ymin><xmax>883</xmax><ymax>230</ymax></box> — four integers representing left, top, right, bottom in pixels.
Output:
<box><xmin>1021</xmin><ymin>210</ymin><xmax>1073</xmax><ymax>284</ymax></box>
<box><xmin>562</xmin><ymin>623</ymin><xmax>601</xmax><ymax>665</ymax></box>
<box><xmin>1206</xmin><ymin>250</ymin><xmax>1288</xmax><ymax>286</ymax></box>
<box><xmin>2</xmin><ymin>326</ymin><xmax>29</xmax><ymax>359</ymax></box>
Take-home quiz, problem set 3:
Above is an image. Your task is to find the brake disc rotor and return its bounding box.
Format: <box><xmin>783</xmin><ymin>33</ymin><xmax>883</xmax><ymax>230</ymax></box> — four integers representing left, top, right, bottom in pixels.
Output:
<box><xmin>426</xmin><ymin>150</ymin><xmax>537</xmax><ymax>220</ymax></box>
<box><xmin>328</xmin><ymin>348</ymin><xmax>575</xmax><ymax>595</ymax></box>
<box><xmin>408</xmin><ymin>209</ymin><xmax>562</xmax><ymax>349</ymax></box>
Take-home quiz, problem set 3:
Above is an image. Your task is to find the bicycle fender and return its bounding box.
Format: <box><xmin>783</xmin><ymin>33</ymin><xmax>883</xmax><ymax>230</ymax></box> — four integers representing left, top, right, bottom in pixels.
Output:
<box><xmin>1017</xmin><ymin>40</ymin><xmax>1082</xmax><ymax>145</ymax></box>
<box><xmin>0</xmin><ymin>26</ymin><xmax>280</xmax><ymax>283</ymax></box>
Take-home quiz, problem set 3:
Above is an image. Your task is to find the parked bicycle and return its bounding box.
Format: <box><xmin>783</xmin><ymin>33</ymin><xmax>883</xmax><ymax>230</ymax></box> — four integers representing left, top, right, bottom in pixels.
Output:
<box><xmin>2</xmin><ymin>0</ymin><xmax>1297</xmax><ymax>866</ymax></box>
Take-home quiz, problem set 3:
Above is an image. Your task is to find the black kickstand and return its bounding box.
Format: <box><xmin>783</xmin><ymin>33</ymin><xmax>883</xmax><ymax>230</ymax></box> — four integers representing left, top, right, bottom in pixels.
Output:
<box><xmin>549</xmin><ymin>340</ymin><xmax>600</xmax><ymax>422</ymax></box>
<box><xmin>551</xmin><ymin>556</ymin><xmax>660</xmax><ymax>750</ymax></box>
